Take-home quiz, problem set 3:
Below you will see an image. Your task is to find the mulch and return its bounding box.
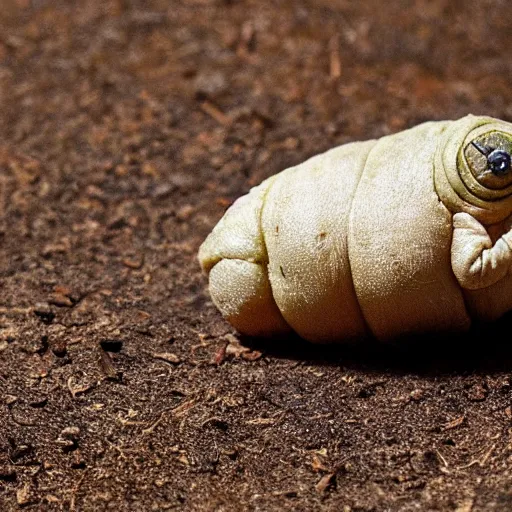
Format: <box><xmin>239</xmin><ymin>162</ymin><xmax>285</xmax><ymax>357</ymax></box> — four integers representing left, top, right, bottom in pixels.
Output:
<box><xmin>1</xmin><ymin>0</ymin><xmax>512</xmax><ymax>510</ymax></box>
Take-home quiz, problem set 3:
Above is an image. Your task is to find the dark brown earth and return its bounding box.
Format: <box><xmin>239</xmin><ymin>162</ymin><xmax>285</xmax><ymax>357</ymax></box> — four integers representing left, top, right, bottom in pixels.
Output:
<box><xmin>1</xmin><ymin>0</ymin><xmax>512</xmax><ymax>510</ymax></box>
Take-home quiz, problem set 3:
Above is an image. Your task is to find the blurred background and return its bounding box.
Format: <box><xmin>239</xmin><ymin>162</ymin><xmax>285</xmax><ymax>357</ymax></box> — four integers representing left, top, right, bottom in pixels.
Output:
<box><xmin>1</xmin><ymin>0</ymin><xmax>512</xmax><ymax>510</ymax></box>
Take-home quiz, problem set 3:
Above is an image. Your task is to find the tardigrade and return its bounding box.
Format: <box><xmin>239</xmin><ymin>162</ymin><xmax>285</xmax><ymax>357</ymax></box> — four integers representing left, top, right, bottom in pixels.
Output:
<box><xmin>199</xmin><ymin>115</ymin><xmax>512</xmax><ymax>342</ymax></box>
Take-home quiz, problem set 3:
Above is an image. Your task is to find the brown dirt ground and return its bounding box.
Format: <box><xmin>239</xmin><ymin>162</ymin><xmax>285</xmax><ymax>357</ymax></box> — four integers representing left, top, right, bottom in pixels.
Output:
<box><xmin>1</xmin><ymin>0</ymin><xmax>512</xmax><ymax>510</ymax></box>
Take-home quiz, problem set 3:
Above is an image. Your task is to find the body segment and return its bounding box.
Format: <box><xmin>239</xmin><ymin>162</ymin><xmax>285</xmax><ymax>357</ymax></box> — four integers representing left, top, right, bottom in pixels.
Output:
<box><xmin>261</xmin><ymin>140</ymin><xmax>375</xmax><ymax>342</ymax></box>
<box><xmin>348</xmin><ymin>121</ymin><xmax>470</xmax><ymax>339</ymax></box>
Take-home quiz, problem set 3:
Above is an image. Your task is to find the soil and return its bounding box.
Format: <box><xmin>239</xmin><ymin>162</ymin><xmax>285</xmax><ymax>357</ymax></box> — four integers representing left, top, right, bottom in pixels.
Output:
<box><xmin>1</xmin><ymin>0</ymin><xmax>512</xmax><ymax>510</ymax></box>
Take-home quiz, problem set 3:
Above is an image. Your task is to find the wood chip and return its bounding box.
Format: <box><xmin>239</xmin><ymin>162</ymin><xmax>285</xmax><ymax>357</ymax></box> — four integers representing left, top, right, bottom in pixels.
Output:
<box><xmin>329</xmin><ymin>33</ymin><xmax>341</xmax><ymax>79</ymax></box>
<box><xmin>54</xmin><ymin>285</ymin><xmax>72</xmax><ymax>296</ymax></box>
<box><xmin>122</xmin><ymin>256</ymin><xmax>144</xmax><ymax>269</ymax></box>
<box><xmin>246</xmin><ymin>415</ymin><xmax>282</xmax><ymax>425</ymax></box>
<box><xmin>213</xmin><ymin>341</ymin><xmax>228</xmax><ymax>365</ymax></box>
<box><xmin>225</xmin><ymin>339</ymin><xmax>249</xmax><ymax>357</ymax></box>
<box><xmin>172</xmin><ymin>399</ymin><xmax>196</xmax><ymax>418</ymax></box>
<box><xmin>237</xmin><ymin>20</ymin><xmax>255</xmax><ymax>57</ymax></box>
<box><xmin>17</xmin><ymin>482</ymin><xmax>35</xmax><ymax>506</ymax></box>
<box><xmin>49</xmin><ymin>293</ymin><xmax>74</xmax><ymax>307</ymax></box>
<box><xmin>200</xmin><ymin>100</ymin><xmax>232</xmax><ymax>126</ymax></box>
<box><xmin>177</xmin><ymin>453</ymin><xmax>190</xmax><ymax>465</ymax></box>
<box><xmin>99</xmin><ymin>350</ymin><xmax>119</xmax><ymax>380</ymax></box>
<box><xmin>241</xmin><ymin>350</ymin><xmax>263</xmax><ymax>361</ymax></box>
<box><xmin>67</xmin><ymin>377</ymin><xmax>95</xmax><ymax>398</ymax></box>
<box><xmin>153</xmin><ymin>352</ymin><xmax>181</xmax><ymax>364</ymax></box>
<box><xmin>311</xmin><ymin>454</ymin><xmax>329</xmax><ymax>472</ymax></box>
<box><xmin>444</xmin><ymin>415</ymin><xmax>465</xmax><ymax>430</ymax></box>
<box><xmin>315</xmin><ymin>472</ymin><xmax>335</xmax><ymax>494</ymax></box>
<box><xmin>5</xmin><ymin>394</ymin><xmax>18</xmax><ymax>405</ymax></box>
<box><xmin>216</xmin><ymin>197</ymin><xmax>232</xmax><ymax>208</ymax></box>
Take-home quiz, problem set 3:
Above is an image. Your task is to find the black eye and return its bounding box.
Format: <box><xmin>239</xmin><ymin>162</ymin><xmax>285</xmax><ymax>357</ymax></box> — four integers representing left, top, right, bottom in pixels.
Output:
<box><xmin>470</xmin><ymin>141</ymin><xmax>512</xmax><ymax>177</ymax></box>
<box><xmin>488</xmin><ymin>149</ymin><xmax>511</xmax><ymax>176</ymax></box>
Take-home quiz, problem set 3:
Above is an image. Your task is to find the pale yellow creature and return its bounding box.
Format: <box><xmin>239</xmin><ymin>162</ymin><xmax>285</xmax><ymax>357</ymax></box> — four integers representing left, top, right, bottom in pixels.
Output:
<box><xmin>199</xmin><ymin>115</ymin><xmax>512</xmax><ymax>342</ymax></box>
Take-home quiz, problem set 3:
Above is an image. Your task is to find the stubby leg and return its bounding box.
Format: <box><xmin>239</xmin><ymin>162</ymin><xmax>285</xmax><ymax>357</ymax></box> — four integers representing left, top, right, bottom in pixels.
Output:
<box><xmin>209</xmin><ymin>259</ymin><xmax>291</xmax><ymax>337</ymax></box>
<box><xmin>451</xmin><ymin>212</ymin><xmax>512</xmax><ymax>290</ymax></box>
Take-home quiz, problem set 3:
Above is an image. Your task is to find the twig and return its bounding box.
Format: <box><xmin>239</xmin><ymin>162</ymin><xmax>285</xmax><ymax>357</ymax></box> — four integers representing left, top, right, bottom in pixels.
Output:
<box><xmin>200</xmin><ymin>101</ymin><xmax>232</xmax><ymax>126</ymax></box>
<box><xmin>69</xmin><ymin>471</ymin><xmax>88</xmax><ymax>511</ymax></box>
<box><xmin>0</xmin><ymin>307</ymin><xmax>33</xmax><ymax>315</ymax></box>
<box><xmin>435</xmin><ymin>449</ymin><xmax>449</xmax><ymax>468</ymax></box>
<box><xmin>458</xmin><ymin>442</ymin><xmax>497</xmax><ymax>469</ymax></box>
<box><xmin>329</xmin><ymin>33</ymin><xmax>341</xmax><ymax>79</ymax></box>
<box><xmin>142</xmin><ymin>411</ymin><xmax>168</xmax><ymax>435</ymax></box>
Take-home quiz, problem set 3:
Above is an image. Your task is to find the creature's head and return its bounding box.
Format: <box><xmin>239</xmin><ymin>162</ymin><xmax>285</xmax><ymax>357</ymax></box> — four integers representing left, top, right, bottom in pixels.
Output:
<box><xmin>435</xmin><ymin>115</ymin><xmax>512</xmax><ymax>224</ymax></box>
<box><xmin>440</xmin><ymin>116</ymin><xmax>512</xmax><ymax>322</ymax></box>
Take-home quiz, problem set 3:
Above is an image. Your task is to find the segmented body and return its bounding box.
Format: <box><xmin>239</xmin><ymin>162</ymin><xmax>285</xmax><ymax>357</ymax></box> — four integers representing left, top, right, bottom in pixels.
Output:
<box><xmin>199</xmin><ymin>116</ymin><xmax>512</xmax><ymax>342</ymax></box>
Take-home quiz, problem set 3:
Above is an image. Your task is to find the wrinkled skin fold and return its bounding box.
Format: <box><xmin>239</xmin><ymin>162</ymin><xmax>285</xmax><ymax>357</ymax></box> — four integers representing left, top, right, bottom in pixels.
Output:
<box><xmin>198</xmin><ymin>115</ymin><xmax>512</xmax><ymax>342</ymax></box>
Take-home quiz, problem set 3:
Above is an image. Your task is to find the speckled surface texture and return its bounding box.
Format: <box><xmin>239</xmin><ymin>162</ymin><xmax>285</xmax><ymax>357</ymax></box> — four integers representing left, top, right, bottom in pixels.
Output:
<box><xmin>1</xmin><ymin>0</ymin><xmax>512</xmax><ymax>510</ymax></box>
